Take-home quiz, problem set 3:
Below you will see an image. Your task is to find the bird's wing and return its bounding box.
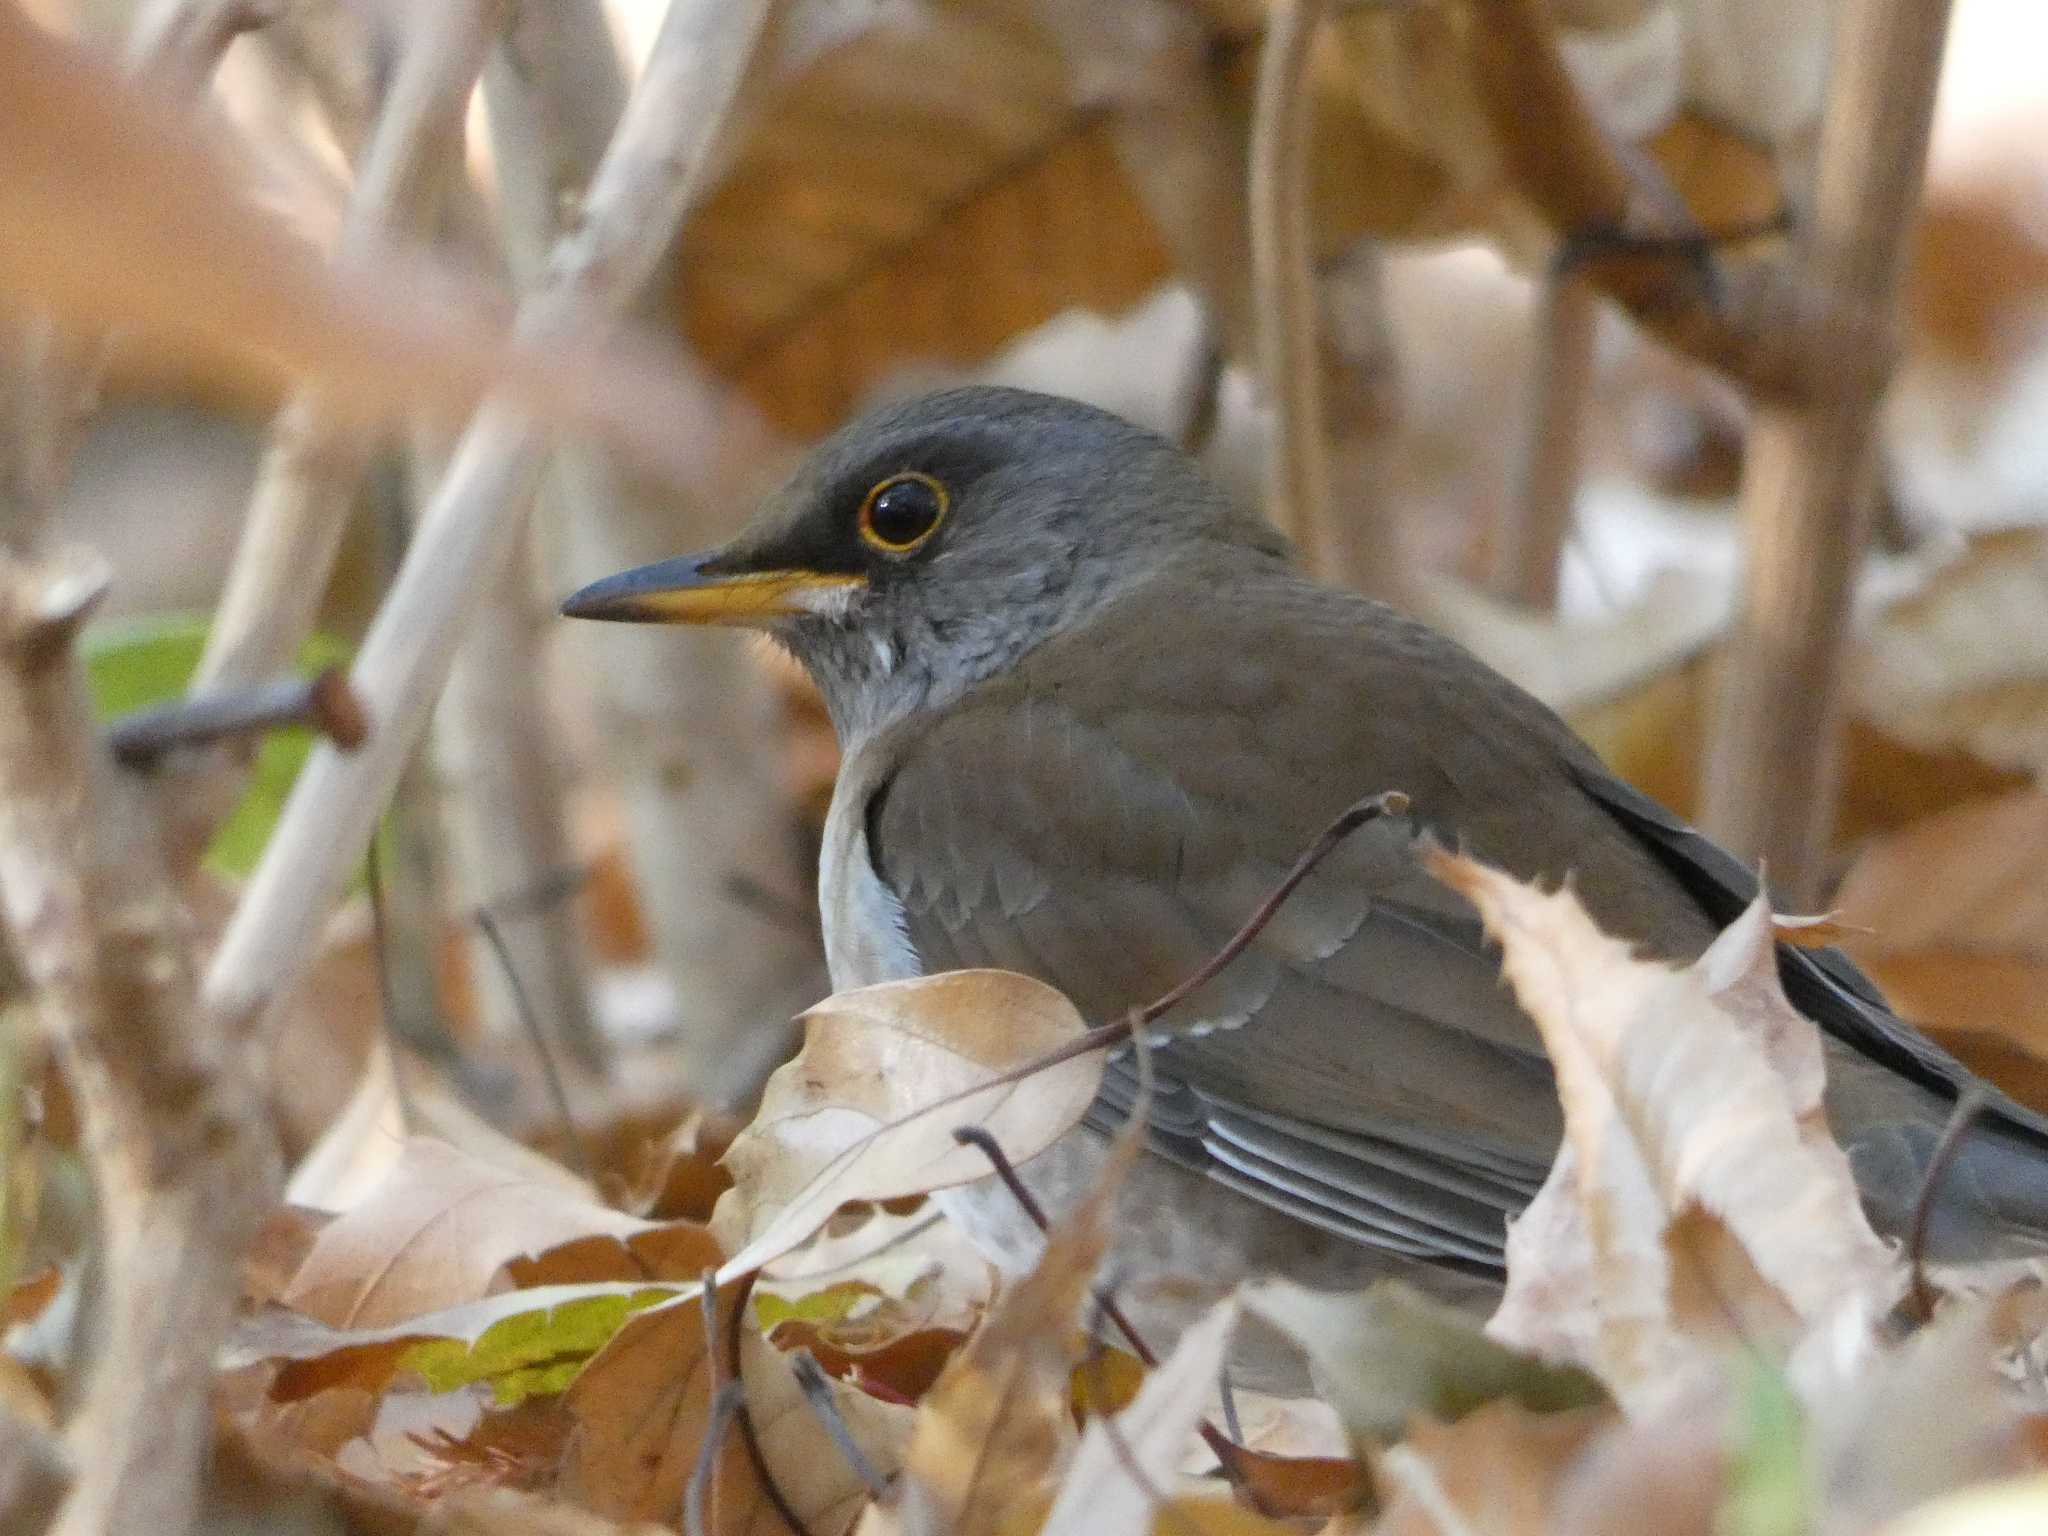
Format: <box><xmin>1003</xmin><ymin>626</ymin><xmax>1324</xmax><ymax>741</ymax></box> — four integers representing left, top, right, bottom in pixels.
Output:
<box><xmin>859</xmin><ymin>571</ymin><xmax>1728</xmax><ymax>1267</ymax></box>
<box><xmin>1577</xmin><ymin>766</ymin><xmax>2048</xmax><ymax>1144</ymax></box>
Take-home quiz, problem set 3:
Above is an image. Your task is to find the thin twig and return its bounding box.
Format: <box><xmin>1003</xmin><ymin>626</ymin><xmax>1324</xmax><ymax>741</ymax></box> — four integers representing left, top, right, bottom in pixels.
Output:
<box><xmin>164</xmin><ymin>0</ymin><xmax>505</xmax><ymax>866</ymax></box>
<box><xmin>204</xmin><ymin>0</ymin><xmax>785</xmax><ymax>1043</ymax></box>
<box><xmin>953</xmin><ymin>1125</ymin><xmax>1262</xmax><ymax>1502</ymax></box>
<box><xmin>789</xmin><ymin>1351</ymin><xmax>892</xmax><ymax>1501</ymax></box>
<box><xmin>475</xmin><ymin>865</ymin><xmax>594</xmax><ymax>924</ymax></box>
<box><xmin>109</xmin><ymin>668</ymin><xmax>367</xmax><ymax>769</ymax></box>
<box><xmin>1906</xmin><ymin>1084</ymin><xmax>1991</xmax><ymax>1322</ymax></box>
<box><xmin>685</xmin><ymin>1380</ymin><xmax>746</xmax><ymax>1536</ymax></box>
<box><xmin>1248</xmin><ymin>0</ymin><xmax>1333</xmax><ymax>576</ymax></box>
<box><xmin>722</xmin><ymin>1269</ymin><xmax>819</xmax><ymax>1536</ymax></box>
<box><xmin>1083</xmin><ymin>1285</ymin><xmax>1196</xmax><ymax>1536</ymax></box>
<box><xmin>472</xmin><ymin>907</ymin><xmax>593</xmax><ymax>1182</ymax></box>
<box><xmin>951</xmin><ymin>1126</ymin><xmax>1155</xmax><ymax>1369</ymax></box>
<box><xmin>1131</xmin><ymin>791</ymin><xmax>1406</xmax><ymax>1034</ymax></box>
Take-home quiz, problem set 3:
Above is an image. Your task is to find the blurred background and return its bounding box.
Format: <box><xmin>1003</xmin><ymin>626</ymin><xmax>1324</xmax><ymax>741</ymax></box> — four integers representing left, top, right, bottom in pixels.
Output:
<box><xmin>15</xmin><ymin>0</ymin><xmax>2048</xmax><ymax>1166</ymax></box>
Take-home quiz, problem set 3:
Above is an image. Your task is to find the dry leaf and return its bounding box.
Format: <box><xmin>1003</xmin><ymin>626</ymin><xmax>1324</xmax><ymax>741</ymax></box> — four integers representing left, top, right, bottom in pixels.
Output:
<box><xmin>281</xmin><ymin>1137</ymin><xmax>720</xmax><ymax>1329</ymax></box>
<box><xmin>1040</xmin><ymin>1297</ymin><xmax>1239</xmax><ymax>1536</ymax></box>
<box><xmin>1805</xmin><ymin>1297</ymin><xmax>2045</xmax><ymax>1534</ymax></box>
<box><xmin>713</xmin><ymin>971</ymin><xmax>1100</xmax><ymax>1279</ymax></box>
<box><xmin>1855</xmin><ymin>530</ymin><xmax>2048</xmax><ymax>778</ymax></box>
<box><xmin>1836</xmin><ymin>790</ymin><xmax>2048</xmax><ymax>961</ymax></box>
<box><xmin>556</xmin><ymin>1284</ymin><xmax>734</xmax><ymax>1527</ymax></box>
<box><xmin>1833</xmin><ymin>789</ymin><xmax>2048</xmax><ymax>1106</ymax></box>
<box><xmin>740</xmin><ymin>1329</ymin><xmax>916</xmax><ymax>1536</ymax></box>
<box><xmin>1880</xmin><ymin>1473</ymin><xmax>2048</xmax><ymax>1536</ymax></box>
<box><xmin>286</xmin><ymin>1039</ymin><xmax>595</xmax><ymax>1215</ymax></box>
<box><xmin>880</xmin><ymin>1122</ymin><xmax>1134</xmax><ymax>1536</ymax></box>
<box><xmin>1428</xmin><ymin>853</ymin><xmax>1904</xmax><ymax>1410</ymax></box>
<box><xmin>1372</xmin><ymin>1399</ymin><xmax>1614</xmax><ymax>1536</ymax></box>
<box><xmin>559</xmin><ymin>1281</ymin><xmax>832</xmax><ymax>1534</ymax></box>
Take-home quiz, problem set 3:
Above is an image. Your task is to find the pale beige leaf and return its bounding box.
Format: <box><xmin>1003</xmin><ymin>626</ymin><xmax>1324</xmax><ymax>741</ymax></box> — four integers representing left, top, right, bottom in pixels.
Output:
<box><xmin>714</xmin><ymin>971</ymin><xmax>1100</xmax><ymax>1280</ymax></box>
<box><xmin>739</xmin><ymin>1329</ymin><xmax>915</xmax><ymax>1536</ymax></box>
<box><xmin>1429</xmin><ymin>853</ymin><xmax>1903</xmax><ymax>1409</ymax></box>
<box><xmin>281</xmin><ymin>1137</ymin><xmax>720</xmax><ymax>1329</ymax></box>
<box><xmin>1040</xmin><ymin>1296</ymin><xmax>1239</xmax><ymax>1536</ymax></box>
<box><xmin>1880</xmin><ymin>1474</ymin><xmax>2048</xmax><ymax>1536</ymax></box>
<box><xmin>885</xmin><ymin>1127</ymin><xmax>1131</xmax><ymax>1536</ymax></box>
<box><xmin>285</xmin><ymin>1037</ymin><xmax>593</xmax><ymax>1214</ymax></box>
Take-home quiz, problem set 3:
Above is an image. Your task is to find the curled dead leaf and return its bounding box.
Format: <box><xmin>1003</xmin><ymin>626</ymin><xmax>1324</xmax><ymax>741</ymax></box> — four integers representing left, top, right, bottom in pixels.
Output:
<box><xmin>1427</xmin><ymin>852</ymin><xmax>1903</xmax><ymax>1410</ymax></box>
<box><xmin>713</xmin><ymin>971</ymin><xmax>1100</xmax><ymax>1279</ymax></box>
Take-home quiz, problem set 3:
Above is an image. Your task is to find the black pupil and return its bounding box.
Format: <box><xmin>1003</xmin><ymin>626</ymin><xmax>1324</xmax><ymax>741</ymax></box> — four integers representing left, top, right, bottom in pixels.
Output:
<box><xmin>868</xmin><ymin>478</ymin><xmax>939</xmax><ymax>546</ymax></box>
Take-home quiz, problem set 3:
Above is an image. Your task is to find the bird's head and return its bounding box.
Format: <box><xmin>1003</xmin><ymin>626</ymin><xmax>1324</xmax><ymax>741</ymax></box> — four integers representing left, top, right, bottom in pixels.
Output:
<box><xmin>561</xmin><ymin>386</ymin><xmax>1284</xmax><ymax>739</ymax></box>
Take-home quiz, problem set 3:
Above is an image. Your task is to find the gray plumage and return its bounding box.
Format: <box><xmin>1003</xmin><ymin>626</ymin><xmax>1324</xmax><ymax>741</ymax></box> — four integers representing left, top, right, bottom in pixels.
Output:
<box><xmin>570</xmin><ymin>385</ymin><xmax>2048</xmax><ymax>1361</ymax></box>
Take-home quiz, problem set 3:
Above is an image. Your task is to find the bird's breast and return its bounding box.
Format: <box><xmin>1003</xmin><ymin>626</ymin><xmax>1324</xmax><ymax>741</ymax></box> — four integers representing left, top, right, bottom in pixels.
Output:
<box><xmin>818</xmin><ymin>756</ymin><xmax>923</xmax><ymax>990</ymax></box>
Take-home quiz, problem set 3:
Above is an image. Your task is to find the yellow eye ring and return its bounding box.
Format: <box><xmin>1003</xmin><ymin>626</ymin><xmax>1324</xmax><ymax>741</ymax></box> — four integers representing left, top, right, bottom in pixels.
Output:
<box><xmin>857</xmin><ymin>471</ymin><xmax>949</xmax><ymax>553</ymax></box>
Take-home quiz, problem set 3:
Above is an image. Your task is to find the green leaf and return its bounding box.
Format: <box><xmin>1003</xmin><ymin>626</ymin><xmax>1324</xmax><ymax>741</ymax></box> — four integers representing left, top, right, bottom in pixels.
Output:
<box><xmin>1243</xmin><ymin>1279</ymin><xmax>1608</xmax><ymax>1442</ymax></box>
<box><xmin>402</xmin><ymin>1286</ymin><xmax>676</xmax><ymax>1404</ymax></box>
<box><xmin>83</xmin><ymin>613</ymin><xmax>351</xmax><ymax>878</ymax></box>
<box><xmin>753</xmin><ymin>1280</ymin><xmax>874</xmax><ymax>1333</ymax></box>
<box><xmin>1720</xmin><ymin>1360</ymin><xmax>1807</xmax><ymax>1536</ymax></box>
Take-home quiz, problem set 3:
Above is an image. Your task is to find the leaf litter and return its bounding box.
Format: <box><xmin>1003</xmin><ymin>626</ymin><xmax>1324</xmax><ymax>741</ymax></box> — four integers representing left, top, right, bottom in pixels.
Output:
<box><xmin>209</xmin><ymin>848</ymin><xmax>2048</xmax><ymax>1536</ymax></box>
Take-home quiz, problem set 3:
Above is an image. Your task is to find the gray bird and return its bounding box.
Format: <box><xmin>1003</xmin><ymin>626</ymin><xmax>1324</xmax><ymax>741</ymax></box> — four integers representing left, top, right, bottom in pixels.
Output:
<box><xmin>564</xmin><ymin>386</ymin><xmax>2048</xmax><ymax>1357</ymax></box>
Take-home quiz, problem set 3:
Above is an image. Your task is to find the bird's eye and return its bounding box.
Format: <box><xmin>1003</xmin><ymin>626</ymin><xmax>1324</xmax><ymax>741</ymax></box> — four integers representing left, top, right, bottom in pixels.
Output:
<box><xmin>857</xmin><ymin>472</ymin><xmax>948</xmax><ymax>553</ymax></box>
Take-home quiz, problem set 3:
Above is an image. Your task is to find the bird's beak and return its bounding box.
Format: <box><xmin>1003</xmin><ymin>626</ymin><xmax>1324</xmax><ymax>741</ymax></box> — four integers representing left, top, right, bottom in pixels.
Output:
<box><xmin>559</xmin><ymin>551</ymin><xmax>865</xmax><ymax>625</ymax></box>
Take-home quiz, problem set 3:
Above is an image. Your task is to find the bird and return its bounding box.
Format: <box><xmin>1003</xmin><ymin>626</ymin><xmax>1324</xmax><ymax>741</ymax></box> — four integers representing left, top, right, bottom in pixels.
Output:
<box><xmin>563</xmin><ymin>384</ymin><xmax>2048</xmax><ymax>1366</ymax></box>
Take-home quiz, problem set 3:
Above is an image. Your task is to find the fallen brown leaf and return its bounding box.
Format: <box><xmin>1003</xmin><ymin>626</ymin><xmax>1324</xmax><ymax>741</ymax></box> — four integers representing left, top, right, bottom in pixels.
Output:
<box><xmin>740</xmin><ymin>1328</ymin><xmax>916</xmax><ymax>1536</ymax></box>
<box><xmin>281</xmin><ymin>1137</ymin><xmax>720</xmax><ymax>1329</ymax></box>
<box><xmin>227</xmin><ymin>1281</ymin><xmax>689</xmax><ymax>1403</ymax></box>
<box><xmin>556</xmin><ymin>1284</ymin><xmax>735</xmax><ymax>1527</ymax></box>
<box><xmin>1372</xmin><ymin>1399</ymin><xmax>1613</xmax><ymax>1536</ymax></box>
<box><xmin>713</xmin><ymin>971</ymin><xmax>1099</xmax><ymax>1279</ymax></box>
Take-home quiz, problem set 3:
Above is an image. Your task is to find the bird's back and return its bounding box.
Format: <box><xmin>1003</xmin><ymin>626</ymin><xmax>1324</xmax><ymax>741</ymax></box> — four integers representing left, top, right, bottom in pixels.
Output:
<box><xmin>833</xmin><ymin>542</ymin><xmax>2048</xmax><ymax>1276</ymax></box>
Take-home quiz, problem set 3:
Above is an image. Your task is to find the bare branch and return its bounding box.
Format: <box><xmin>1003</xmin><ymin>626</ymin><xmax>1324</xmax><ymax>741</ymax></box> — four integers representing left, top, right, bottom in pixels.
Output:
<box><xmin>485</xmin><ymin>0</ymin><xmax>824</xmax><ymax>1104</ymax></box>
<box><xmin>109</xmin><ymin>668</ymin><xmax>366</xmax><ymax>769</ymax></box>
<box><xmin>1487</xmin><ymin>268</ymin><xmax>1597</xmax><ymax>610</ymax></box>
<box><xmin>0</xmin><ymin>548</ymin><xmax>277</xmax><ymax>1536</ymax></box>
<box><xmin>1248</xmin><ymin>0</ymin><xmax>1334</xmax><ymax>578</ymax></box>
<box><xmin>204</xmin><ymin>0</ymin><xmax>784</xmax><ymax>1042</ymax></box>
<box><xmin>1700</xmin><ymin>0</ymin><xmax>1956</xmax><ymax>898</ymax></box>
<box><xmin>149</xmin><ymin>0</ymin><xmax>504</xmax><ymax>868</ymax></box>
<box><xmin>1466</xmin><ymin>0</ymin><xmax>1837</xmax><ymax>403</ymax></box>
